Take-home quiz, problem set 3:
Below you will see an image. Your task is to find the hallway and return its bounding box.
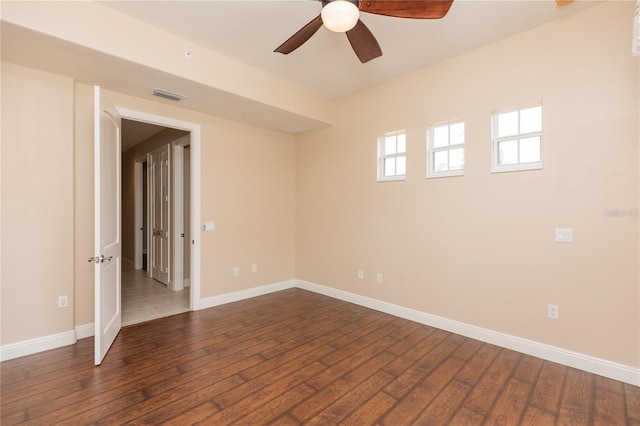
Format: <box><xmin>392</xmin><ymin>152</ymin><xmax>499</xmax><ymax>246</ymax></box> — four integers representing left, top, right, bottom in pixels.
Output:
<box><xmin>122</xmin><ymin>263</ymin><xmax>189</xmax><ymax>326</ymax></box>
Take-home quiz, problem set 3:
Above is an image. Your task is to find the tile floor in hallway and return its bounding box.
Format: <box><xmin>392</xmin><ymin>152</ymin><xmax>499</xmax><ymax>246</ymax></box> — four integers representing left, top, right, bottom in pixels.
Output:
<box><xmin>121</xmin><ymin>263</ymin><xmax>189</xmax><ymax>326</ymax></box>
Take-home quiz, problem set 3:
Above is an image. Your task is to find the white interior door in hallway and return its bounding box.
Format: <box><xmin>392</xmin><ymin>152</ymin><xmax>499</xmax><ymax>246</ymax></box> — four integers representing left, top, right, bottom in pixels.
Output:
<box><xmin>149</xmin><ymin>144</ymin><xmax>170</xmax><ymax>285</ymax></box>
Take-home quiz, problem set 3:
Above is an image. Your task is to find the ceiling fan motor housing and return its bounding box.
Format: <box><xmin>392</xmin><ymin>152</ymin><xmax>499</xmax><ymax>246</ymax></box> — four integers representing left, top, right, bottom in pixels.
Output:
<box><xmin>321</xmin><ymin>0</ymin><xmax>359</xmax><ymax>7</ymax></box>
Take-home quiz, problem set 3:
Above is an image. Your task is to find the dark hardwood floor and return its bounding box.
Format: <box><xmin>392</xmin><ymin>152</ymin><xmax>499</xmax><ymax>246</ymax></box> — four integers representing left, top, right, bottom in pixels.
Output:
<box><xmin>2</xmin><ymin>288</ymin><xmax>639</xmax><ymax>425</ymax></box>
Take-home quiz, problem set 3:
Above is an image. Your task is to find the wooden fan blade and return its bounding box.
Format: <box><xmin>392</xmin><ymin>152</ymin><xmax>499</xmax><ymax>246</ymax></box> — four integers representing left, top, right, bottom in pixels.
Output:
<box><xmin>346</xmin><ymin>19</ymin><xmax>382</xmax><ymax>63</ymax></box>
<box><xmin>358</xmin><ymin>0</ymin><xmax>454</xmax><ymax>19</ymax></box>
<box><xmin>274</xmin><ymin>15</ymin><xmax>323</xmax><ymax>54</ymax></box>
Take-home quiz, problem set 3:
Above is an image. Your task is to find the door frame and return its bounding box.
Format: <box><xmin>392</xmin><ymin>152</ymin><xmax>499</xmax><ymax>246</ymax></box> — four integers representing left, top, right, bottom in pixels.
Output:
<box><xmin>172</xmin><ymin>135</ymin><xmax>190</xmax><ymax>292</ymax></box>
<box><xmin>133</xmin><ymin>155</ymin><xmax>146</xmax><ymax>271</ymax></box>
<box><xmin>119</xmin><ymin>107</ymin><xmax>202</xmax><ymax>311</ymax></box>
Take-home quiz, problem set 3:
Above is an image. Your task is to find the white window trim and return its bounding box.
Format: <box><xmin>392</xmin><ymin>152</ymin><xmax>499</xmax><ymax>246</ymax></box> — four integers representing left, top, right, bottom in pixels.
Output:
<box><xmin>427</xmin><ymin>120</ymin><xmax>465</xmax><ymax>179</ymax></box>
<box><xmin>491</xmin><ymin>105</ymin><xmax>543</xmax><ymax>173</ymax></box>
<box><xmin>377</xmin><ymin>131</ymin><xmax>407</xmax><ymax>182</ymax></box>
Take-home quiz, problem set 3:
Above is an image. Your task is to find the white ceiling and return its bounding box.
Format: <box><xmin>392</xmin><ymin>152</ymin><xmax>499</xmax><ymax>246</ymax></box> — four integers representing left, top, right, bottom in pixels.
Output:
<box><xmin>100</xmin><ymin>0</ymin><xmax>598</xmax><ymax>100</ymax></box>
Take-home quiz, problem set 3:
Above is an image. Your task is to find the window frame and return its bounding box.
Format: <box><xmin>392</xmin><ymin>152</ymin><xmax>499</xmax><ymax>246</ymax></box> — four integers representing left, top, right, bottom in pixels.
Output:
<box><xmin>491</xmin><ymin>104</ymin><xmax>543</xmax><ymax>173</ymax></box>
<box><xmin>377</xmin><ymin>130</ymin><xmax>407</xmax><ymax>182</ymax></box>
<box><xmin>427</xmin><ymin>120</ymin><xmax>465</xmax><ymax>179</ymax></box>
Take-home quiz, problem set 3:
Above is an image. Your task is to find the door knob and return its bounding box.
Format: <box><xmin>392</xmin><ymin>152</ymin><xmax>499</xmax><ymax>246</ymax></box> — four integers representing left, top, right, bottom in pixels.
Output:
<box><xmin>87</xmin><ymin>255</ymin><xmax>114</xmax><ymax>263</ymax></box>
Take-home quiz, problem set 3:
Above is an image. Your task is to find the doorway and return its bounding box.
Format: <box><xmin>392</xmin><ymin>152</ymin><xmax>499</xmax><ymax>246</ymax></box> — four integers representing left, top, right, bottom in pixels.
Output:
<box><xmin>119</xmin><ymin>110</ymin><xmax>202</xmax><ymax>325</ymax></box>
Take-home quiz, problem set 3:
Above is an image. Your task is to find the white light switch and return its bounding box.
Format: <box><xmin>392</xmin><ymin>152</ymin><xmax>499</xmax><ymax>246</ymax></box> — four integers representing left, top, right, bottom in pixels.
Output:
<box><xmin>202</xmin><ymin>221</ymin><xmax>215</xmax><ymax>231</ymax></box>
<box><xmin>554</xmin><ymin>228</ymin><xmax>573</xmax><ymax>242</ymax></box>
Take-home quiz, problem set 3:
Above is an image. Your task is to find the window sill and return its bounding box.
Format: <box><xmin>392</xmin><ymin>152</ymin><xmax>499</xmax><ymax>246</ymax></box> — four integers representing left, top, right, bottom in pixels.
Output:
<box><xmin>426</xmin><ymin>170</ymin><xmax>464</xmax><ymax>179</ymax></box>
<box><xmin>377</xmin><ymin>175</ymin><xmax>406</xmax><ymax>182</ymax></box>
<box><xmin>491</xmin><ymin>162</ymin><xmax>542</xmax><ymax>173</ymax></box>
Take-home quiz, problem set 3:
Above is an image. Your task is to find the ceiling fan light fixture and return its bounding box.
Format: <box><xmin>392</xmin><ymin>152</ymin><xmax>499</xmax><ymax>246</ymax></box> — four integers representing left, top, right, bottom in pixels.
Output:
<box><xmin>321</xmin><ymin>0</ymin><xmax>360</xmax><ymax>33</ymax></box>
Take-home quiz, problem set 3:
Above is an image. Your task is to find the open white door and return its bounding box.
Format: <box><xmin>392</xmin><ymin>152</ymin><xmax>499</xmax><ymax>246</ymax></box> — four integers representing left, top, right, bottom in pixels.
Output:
<box><xmin>92</xmin><ymin>86</ymin><xmax>122</xmax><ymax>365</ymax></box>
<box><xmin>149</xmin><ymin>144</ymin><xmax>170</xmax><ymax>285</ymax></box>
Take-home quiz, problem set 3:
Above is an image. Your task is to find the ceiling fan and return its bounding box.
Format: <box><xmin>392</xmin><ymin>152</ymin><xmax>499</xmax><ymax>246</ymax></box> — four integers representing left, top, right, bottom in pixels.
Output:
<box><xmin>274</xmin><ymin>0</ymin><xmax>455</xmax><ymax>64</ymax></box>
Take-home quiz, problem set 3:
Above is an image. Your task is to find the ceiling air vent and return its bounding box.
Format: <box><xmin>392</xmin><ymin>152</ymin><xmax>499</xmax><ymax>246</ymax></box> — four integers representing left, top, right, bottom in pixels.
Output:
<box><xmin>280</xmin><ymin>124</ymin><xmax>308</xmax><ymax>134</ymax></box>
<box><xmin>152</xmin><ymin>88</ymin><xmax>187</xmax><ymax>102</ymax></box>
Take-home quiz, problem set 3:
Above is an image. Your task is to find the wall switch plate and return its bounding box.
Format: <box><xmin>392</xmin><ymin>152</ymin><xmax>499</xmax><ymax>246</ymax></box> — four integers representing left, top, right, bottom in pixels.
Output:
<box><xmin>58</xmin><ymin>295</ymin><xmax>68</xmax><ymax>308</ymax></box>
<box><xmin>202</xmin><ymin>221</ymin><xmax>215</xmax><ymax>231</ymax></box>
<box><xmin>252</xmin><ymin>264</ymin><xmax>257</xmax><ymax>273</ymax></box>
<box><xmin>547</xmin><ymin>304</ymin><xmax>559</xmax><ymax>319</ymax></box>
<box><xmin>376</xmin><ymin>273</ymin><xmax>383</xmax><ymax>284</ymax></box>
<box><xmin>554</xmin><ymin>228</ymin><xmax>573</xmax><ymax>242</ymax></box>
<box><xmin>233</xmin><ymin>267</ymin><xmax>240</xmax><ymax>276</ymax></box>
<box><xmin>357</xmin><ymin>270</ymin><xmax>364</xmax><ymax>280</ymax></box>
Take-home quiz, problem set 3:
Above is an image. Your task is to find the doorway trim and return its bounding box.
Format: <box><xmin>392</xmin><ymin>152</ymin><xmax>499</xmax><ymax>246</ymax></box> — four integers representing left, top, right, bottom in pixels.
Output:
<box><xmin>172</xmin><ymin>135</ymin><xmax>190</xmax><ymax>292</ymax></box>
<box><xmin>118</xmin><ymin>107</ymin><xmax>202</xmax><ymax>310</ymax></box>
<box><xmin>133</xmin><ymin>154</ymin><xmax>147</xmax><ymax>271</ymax></box>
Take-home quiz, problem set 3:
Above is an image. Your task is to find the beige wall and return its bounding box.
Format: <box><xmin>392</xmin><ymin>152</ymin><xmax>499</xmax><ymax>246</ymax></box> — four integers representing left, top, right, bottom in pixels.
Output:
<box><xmin>295</xmin><ymin>1</ymin><xmax>639</xmax><ymax>367</ymax></box>
<box><xmin>121</xmin><ymin>128</ymin><xmax>189</xmax><ymax>263</ymax></box>
<box><xmin>1</xmin><ymin>62</ymin><xmax>75</xmax><ymax>344</ymax></box>
<box><xmin>193</xmin><ymin>104</ymin><xmax>297</xmax><ymax>296</ymax></box>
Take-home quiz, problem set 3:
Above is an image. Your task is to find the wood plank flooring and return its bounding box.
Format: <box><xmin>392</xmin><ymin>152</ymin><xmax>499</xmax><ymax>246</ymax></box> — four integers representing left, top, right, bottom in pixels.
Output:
<box><xmin>2</xmin><ymin>288</ymin><xmax>639</xmax><ymax>425</ymax></box>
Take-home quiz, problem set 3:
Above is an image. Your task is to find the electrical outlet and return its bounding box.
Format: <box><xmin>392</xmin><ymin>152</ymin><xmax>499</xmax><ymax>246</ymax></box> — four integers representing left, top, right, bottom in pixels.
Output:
<box><xmin>554</xmin><ymin>228</ymin><xmax>573</xmax><ymax>243</ymax></box>
<box><xmin>376</xmin><ymin>273</ymin><xmax>383</xmax><ymax>284</ymax></box>
<box><xmin>547</xmin><ymin>304</ymin><xmax>559</xmax><ymax>319</ymax></box>
<box><xmin>252</xmin><ymin>264</ymin><xmax>258</xmax><ymax>273</ymax></box>
<box><xmin>233</xmin><ymin>267</ymin><xmax>240</xmax><ymax>277</ymax></box>
<box><xmin>357</xmin><ymin>270</ymin><xmax>364</xmax><ymax>280</ymax></box>
<box><xmin>58</xmin><ymin>295</ymin><xmax>68</xmax><ymax>308</ymax></box>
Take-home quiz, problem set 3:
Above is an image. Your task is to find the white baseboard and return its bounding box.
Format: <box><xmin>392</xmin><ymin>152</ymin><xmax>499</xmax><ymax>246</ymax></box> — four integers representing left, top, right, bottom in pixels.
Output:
<box><xmin>75</xmin><ymin>323</ymin><xmax>95</xmax><ymax>339</ymax></box>
<box><xmin>5</xmin><ymin>278</ymin><xmax>638</xmax><ymax>387</ymax></box>
<box><xmin>199</xmin><ymin>279</ymin><xmax>296</xmax><ymax>310</ymax></box>
<box><xmin>295</xmin><ymin>279</ymin><xmax>640</xmax><ymax>387</ymax></box>
<box><xmin>0</xmin><ymin>330</ymin><xmax>76</xmax><ymax>362</ymax></box>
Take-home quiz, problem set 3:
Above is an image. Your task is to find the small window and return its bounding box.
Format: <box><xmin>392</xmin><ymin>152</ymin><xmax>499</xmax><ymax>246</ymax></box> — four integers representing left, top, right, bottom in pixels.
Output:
<box><xmin>492</xmin><ymin>105</ymin><xmax>542</xmax><ymax>172</ymax></box>
<box><xmin>427</xmin><ymin>121</ymin><xmax>465</xmax><ymax>178</ymax></box>
<box><xmin>377</xmin><ymin>130</ymin><xmax>406</xmax><ymax>181</ymax></box>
